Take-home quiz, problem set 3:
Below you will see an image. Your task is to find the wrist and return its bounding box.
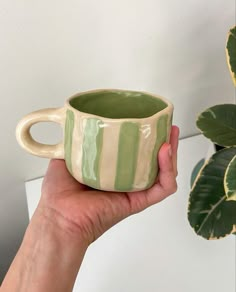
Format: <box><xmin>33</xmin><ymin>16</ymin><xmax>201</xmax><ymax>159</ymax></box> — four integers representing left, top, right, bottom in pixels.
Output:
<box><xmin>25</xmin><ymin>204</ymin><xmax>89</xmax><ymax>261</ymax></box>
<box><xmin>31</xmin><ymin>204</ymin><xmax>90</xmax><ymax>250</ymax></box>
<box><xmin>2</xmin><ymin>205</ymin><xmax>88</xmax><ymax>292</ymax></box>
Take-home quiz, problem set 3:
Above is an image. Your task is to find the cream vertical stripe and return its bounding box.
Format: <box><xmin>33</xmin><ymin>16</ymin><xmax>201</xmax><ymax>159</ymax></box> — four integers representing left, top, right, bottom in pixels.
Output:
<box><xmin>133</xmin><ymin>120</ymin><xmax>158</xmax><ymax>190</ymax></box>
<box><xmin>167</xmin><ymin>113</ymin><xmax>173</xmax><ymax>143</ymax></box>
<box><xmin>99</xmin><ymin>122</ymin><xmax>121</xmax><ymax>191</ymax></box>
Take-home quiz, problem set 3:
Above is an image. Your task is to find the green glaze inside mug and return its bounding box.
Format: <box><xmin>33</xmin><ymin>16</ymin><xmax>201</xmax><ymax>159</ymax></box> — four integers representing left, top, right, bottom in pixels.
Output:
<box><xmin>69</xmin><ymin>90</ymin><xmax>167</xmax><ymax>119</ymax></box>
<box><xmin>16</xmin><ymin>89</ymin><xmax>173</xmax><ymax>192</ymax></box>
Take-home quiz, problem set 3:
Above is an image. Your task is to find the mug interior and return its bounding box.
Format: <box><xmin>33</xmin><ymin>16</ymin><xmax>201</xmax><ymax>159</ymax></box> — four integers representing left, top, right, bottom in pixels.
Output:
<box><xmin>69</xmin><ymin>90</ymin><xmax>168</xmax><ymax>119</ymax></box>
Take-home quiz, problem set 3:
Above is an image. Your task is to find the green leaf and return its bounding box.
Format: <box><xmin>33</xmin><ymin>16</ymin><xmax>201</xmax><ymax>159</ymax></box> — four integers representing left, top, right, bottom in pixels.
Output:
<box><xmin>224</xmin><ymin>155</ymin><xmax>236</xmax><ymax>201</ymax></box>
<box><xmin>196</xmin><ymin>104</ymin><xmax>236</xmax><ymax>147</ymax></box>
<box><xmin>190</xmin><ymin>158</ymin><xmax>205</xmax><ymax>188</ymax></box>
<box><xmin>226</xmin><ymin>26</ymin><xmax>236</xmax><ymax>86</ymax></box>
<box><xmin>188</xmin><ymin>147</ymin><xmax>236</xmax><ymax>240</ymax></box>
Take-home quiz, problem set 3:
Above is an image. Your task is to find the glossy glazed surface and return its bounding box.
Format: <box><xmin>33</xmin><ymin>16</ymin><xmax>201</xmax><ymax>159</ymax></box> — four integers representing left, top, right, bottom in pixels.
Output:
<box><xmin>16</xmin><ymin>89</ymin><xmax>173</xmax><ymax>192</ymax></box>
<box><xmin>64</xmin><ymin>109</ymin><xmax>171</xmax><ymax>191</ymax></box>
<box><xmin>64</xmin><ymin>89</ymin><xmax>173</xmax><ymax>191</ymax></box>
<box><xmin>69</xmin><ymin>90</ymin><xmax>167</xmax><ymax>119</ymax></box>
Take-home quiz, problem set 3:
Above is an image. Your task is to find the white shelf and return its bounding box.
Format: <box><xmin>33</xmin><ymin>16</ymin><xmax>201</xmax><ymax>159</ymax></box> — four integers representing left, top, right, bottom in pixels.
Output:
<box><xmin>25</xmin><ymin>135</ymin><xmax>235</xmax><ymax>292</ymax></box>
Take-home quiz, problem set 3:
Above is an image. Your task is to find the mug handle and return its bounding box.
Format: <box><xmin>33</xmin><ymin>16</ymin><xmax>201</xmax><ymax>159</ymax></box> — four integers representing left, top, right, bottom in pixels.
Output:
<box><xmin>16</xmin><ymin>108</ymin><xmax>65</xmax><ymax>159</ymax></box>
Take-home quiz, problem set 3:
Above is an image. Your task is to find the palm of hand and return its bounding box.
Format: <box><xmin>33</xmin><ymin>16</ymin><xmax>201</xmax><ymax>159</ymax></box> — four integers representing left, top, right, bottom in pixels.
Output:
<box><xmin>39</xmin><ymin>126</ymin><xmax>179</xmax><ymax>244</ymax></box>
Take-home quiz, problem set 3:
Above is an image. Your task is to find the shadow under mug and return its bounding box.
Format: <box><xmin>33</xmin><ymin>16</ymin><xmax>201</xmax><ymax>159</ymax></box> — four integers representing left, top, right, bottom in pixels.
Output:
<box><xmin>16</xmin><ymin>89</ymin><xmax>173</xmax><ymax>192</ymax></box>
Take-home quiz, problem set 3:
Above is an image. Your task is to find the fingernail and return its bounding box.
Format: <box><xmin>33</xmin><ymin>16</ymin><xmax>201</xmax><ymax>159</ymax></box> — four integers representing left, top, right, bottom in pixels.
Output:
<box><xmin>168</xmin><ymin>146</ymin><xmax>172</xmax><ymax>157</ymax></box>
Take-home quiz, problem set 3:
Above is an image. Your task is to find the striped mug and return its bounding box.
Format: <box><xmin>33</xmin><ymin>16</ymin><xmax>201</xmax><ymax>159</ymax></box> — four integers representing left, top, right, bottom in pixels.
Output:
<box><xmin>16</xmin><ymin>89</ymin><xmax>173</xmax><ymax>192</ymax></box>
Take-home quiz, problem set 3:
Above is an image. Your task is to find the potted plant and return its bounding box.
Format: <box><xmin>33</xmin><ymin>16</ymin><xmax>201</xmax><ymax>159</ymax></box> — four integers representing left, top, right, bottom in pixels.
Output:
<box><xmin>188</xmin><ymin>26</ymin><xmax>236</xmax><ymax>240</ymax></box>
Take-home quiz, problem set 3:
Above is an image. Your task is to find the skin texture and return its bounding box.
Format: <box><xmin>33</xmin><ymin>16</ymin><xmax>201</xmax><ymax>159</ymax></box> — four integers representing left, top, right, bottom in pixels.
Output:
<box><xmin>1</xmin><ymin>125</ymin><xmax>179</xmax><ymax>292</ymax></box>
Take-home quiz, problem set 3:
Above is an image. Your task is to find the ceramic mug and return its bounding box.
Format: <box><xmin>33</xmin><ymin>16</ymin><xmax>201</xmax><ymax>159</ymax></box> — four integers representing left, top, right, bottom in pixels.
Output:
<box><xmin>16</xmin><ymin>89</ymin><xmax>173</xmax><ymax>192</ymax></box>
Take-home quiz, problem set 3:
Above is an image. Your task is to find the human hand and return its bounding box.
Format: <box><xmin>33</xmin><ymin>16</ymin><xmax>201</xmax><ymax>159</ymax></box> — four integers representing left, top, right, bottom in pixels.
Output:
<box><xmin>39</xmin><ymin>126</ymin><xmax>179</xmax><ymax>245</ymax></box>
<box><xmin>1</xmin><ymin>125</ymin><xmax>179</xmax><ymax>292</ymax></box>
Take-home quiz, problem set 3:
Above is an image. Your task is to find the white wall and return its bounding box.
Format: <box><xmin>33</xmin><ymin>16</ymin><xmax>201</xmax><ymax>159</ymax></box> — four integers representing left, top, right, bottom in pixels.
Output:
<box><xmin>0</xmin><ymin>0</ymin><xmax>235</xmax><ymax>282</ymax></box>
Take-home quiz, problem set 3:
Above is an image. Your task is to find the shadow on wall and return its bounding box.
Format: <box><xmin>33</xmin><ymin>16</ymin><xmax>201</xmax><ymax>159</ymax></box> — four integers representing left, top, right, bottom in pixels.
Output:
<box><xmin>0</xmin><ymin>183</ymin><xmax>29</xmax><ymax>284</ymax></box>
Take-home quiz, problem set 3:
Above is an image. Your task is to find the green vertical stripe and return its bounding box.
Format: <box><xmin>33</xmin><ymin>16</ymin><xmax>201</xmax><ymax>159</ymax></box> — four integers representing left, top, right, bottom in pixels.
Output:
<box><xmin>146</xmin><ymin>114</ymin><xmax>168</xmax><ymax>188</ymax></box>
<box><xmin>64</xmin><ymin>109</ymin><xmax>74</xmax><ymax>174</ymax></box>
<box><xmin>82</xmin><ymin>118</ymin><xmax>104</xmax><ymax>189</ymax></box>
<box><xmin>115</xmin><ymin>122</ymin><xmax>140</xmax><ymax>191</ymax></box>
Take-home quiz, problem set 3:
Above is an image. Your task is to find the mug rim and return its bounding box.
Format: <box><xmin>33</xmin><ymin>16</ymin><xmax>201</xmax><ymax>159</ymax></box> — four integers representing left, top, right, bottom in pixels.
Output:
<box><xmin>66</xmin><ymin>88</ymin><xmax>173</xmax><ymax>121</ymax></box>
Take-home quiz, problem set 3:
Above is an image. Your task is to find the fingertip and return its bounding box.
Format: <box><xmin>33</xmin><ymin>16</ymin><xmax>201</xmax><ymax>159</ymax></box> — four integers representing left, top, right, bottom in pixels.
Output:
<box><xmin>47</xmin><ymin>159</ymin><xmax>67</xmax><ymax>173</ymax></box>
<box><xmin>171</xmin><ymin>125</ymin><xmax>180</xmax><ymax>137</ymax></box>
<box><xmin>159</xmin><ymin>142</ymin><xmax>170</xmax><ymax>152</ymax></box>
<box><xmin>170</xmin><ymin>125</ymin><xmax>180</xmax><ymax>153</ymax></box>
<box><xmin>159</xmin><ymin>142</ymin><xmax>171</xmax><ymax>155</ymax></box>
<box><xmin>158</xmin><ymin>143</ymin><xmax>172</xmax><ymax>166</ymax></box>
<box><xmin>172</xmin><ymin>125</ymin><xmax>180</xmax><ymax>131</ymax></box>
